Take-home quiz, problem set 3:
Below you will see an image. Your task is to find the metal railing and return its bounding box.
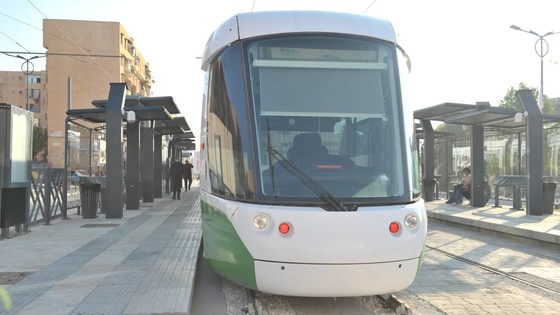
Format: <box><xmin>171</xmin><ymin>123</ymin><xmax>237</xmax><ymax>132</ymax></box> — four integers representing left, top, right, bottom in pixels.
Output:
<box><xmin>30</xmin><ymin>167</ymin><xmax>81</xmax><ymax>225</ymax></box>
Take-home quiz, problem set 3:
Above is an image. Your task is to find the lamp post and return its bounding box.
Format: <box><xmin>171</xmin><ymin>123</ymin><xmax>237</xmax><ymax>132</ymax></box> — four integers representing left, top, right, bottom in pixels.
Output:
<box><xmin>19</xmin><ymin>55</ymin><xmax>41</xmax><ymax>111</ymax></box>
<box><xmin>1</xmin><ymin>53</ymin><xmax>44</xmax><ymax>111</ymax></box>
<box><xmin>510</xmin><ymin>25</ymin><xmax>559</xmax><ymax>111</ymax></box>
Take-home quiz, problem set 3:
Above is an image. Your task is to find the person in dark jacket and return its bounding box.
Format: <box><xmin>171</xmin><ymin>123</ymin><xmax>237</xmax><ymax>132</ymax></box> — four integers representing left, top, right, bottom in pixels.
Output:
<box><xmin>169</xmin><ymin>157</ymin><xmax>184</xmax><ymax>199</ymax></box>
<box><xmin>183</xmin><ymin>160</ymin><xmax>193</xmax><ymax>191</ymax></box>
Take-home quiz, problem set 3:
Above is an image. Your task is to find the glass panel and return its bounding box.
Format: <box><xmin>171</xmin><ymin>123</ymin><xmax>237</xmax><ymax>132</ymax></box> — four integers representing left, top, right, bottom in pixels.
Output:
<box><xmin>206</xmin><ymin>43</ymin><xmax>255</xmax><ymax>199</ymax></box>
<box><xmin>248</xmin><ymin>36</ymin><xmax>405</xmax><ymax>201</ymax></box>
<box><xmin>10</xmin><ymin>107</ymin><xmax>32</xmax><ymax>183</ymax></box>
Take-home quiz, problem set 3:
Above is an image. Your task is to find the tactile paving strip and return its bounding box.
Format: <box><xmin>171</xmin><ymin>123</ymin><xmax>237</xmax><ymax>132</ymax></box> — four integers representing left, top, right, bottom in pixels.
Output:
<box><xmin>71</xmin><ymin>198</ymin><xmax>201</xmax><ymax>314</ymax></box>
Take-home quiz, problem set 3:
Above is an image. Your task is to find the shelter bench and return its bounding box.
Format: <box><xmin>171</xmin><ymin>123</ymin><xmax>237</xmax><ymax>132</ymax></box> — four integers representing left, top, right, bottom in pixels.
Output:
<box><xmin>493</xmin><ymin>175</ymin><xmax>526</xmax><ymax>210</ymax></box>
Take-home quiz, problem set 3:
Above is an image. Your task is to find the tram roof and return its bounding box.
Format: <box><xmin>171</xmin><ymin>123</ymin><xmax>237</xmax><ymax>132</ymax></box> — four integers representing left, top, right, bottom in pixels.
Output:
<box><xmin>201</xmin><ymin>10</ymin><xmax>396</xmax><ymax>70</ymax></box>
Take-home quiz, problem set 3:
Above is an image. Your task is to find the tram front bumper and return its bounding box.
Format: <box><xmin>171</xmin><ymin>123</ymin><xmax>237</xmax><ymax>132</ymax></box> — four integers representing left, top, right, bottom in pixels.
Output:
<box><xmin>254</xmin><ymin>257</ymin><xmax>420</xmax><ymax>297</ymax></box>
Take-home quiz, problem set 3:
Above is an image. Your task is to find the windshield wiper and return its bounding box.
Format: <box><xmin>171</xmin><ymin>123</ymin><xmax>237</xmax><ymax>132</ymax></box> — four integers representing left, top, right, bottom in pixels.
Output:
<box><xmin>266</xmin><ymin>146</ymin><xmax>350</xmax><ymax>211</ymax></box>
<box><xmin>265</xmin><ymin>119</ymin><xmax>276</xmax><ymax>192</ymax></box>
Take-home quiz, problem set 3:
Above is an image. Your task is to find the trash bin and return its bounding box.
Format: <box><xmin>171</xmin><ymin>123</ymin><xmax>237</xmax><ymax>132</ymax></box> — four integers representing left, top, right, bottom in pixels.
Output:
<box><xmin>543</xmin><ymin>182</ymin><xmax>557</xmax><ymax>215</ymax></box>
<box><xmin>423</xmin><ymin>178</ymin><xmax>438</xmax><ymax>201</ymax></box>
<box><xmin>79</xmin><ymin>177</ymin><xmax>101</xmax><ymax>219</ymax></box>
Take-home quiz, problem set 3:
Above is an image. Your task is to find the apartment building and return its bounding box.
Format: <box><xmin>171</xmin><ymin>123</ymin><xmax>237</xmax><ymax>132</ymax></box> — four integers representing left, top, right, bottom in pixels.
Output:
<box><xmin>41</xmin><ymin>19</ymin><xmax>152</xmax><ymax>167</ymax></box>
<box><xmin>0</xmin><ymin>70</ymin><xmax>47</xmax><ymax>127</ymax></box>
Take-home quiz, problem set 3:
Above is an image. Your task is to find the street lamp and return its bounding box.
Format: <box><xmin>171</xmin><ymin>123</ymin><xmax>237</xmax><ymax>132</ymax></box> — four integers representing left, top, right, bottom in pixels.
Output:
<box><xmin>510</xmin><ymin>25</ymin><xmax>559</xmax><ymax>111</ymax></box>
<box><xmin>1</xmin><ymin>52</ymin><xmax>45</xmax><ymax>111</ymax></box>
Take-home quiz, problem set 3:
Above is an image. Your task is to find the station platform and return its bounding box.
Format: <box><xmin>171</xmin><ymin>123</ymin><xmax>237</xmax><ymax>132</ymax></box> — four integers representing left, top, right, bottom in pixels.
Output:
<box><xmin>426</xmin><ymin>199</ymin><xmax>560</xmax><ymax>245</ymax></box>
<box><xmin>0</xmin><ymin>186</ymin><xmax>202</xmax><ymax>315</ymax></box>
<box><xmin>1</xmin><ymin>186</ymin><xmax>559</xmax><ymax>315</ymax></box>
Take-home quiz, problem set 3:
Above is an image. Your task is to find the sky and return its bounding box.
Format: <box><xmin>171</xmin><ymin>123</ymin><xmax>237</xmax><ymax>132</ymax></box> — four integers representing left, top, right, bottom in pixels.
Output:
<box><xmin>2</xmin><ymin>0</ymin><xmax>560</xmax><ymax>144</ymax></box>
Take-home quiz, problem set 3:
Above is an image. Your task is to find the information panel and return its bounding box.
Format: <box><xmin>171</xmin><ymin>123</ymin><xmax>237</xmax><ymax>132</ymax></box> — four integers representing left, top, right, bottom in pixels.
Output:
<box><xmin>10</xmin><ymin>106</ymin><xmax>33</xmax><ymax>183</ymax></box>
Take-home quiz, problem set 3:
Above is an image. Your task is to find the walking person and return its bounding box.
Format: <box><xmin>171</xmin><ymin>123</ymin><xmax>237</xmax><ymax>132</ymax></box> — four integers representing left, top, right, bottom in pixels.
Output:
<box><xmin>183</xmin><ymin>159</ymin><xmax>194</xmax><ymax>191</ymax></box>
<box><xmin>169</xmin><ymin>157</ymin><xmax>184</xmax><ymax>200</ymax></box>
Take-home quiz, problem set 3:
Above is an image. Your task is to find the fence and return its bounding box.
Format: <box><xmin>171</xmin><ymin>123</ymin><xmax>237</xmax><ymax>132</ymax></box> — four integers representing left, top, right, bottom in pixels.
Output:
<box><xmin>29</xmin><ymin>166</ymin><xmax>82</xmax><ymax>225</ymax></box>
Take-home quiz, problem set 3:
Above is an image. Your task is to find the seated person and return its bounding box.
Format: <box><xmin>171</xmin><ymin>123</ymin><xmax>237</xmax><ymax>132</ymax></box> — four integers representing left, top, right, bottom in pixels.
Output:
<box><xmin>446</xmin><ymin>167</ymin><xmax>471</xmax><ymax>205</ymax></box>
<box><xmin>287</xmin><ymin>133</ymin><xmax>328</xmax><ymax>167</ymax></box>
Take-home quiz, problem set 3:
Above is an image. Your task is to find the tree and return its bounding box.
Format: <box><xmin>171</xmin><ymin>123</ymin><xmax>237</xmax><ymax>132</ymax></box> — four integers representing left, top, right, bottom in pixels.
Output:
<box><xmin>33</xmin><ymin>126</ymin><xmax>48</xmax><ymax>161</ymax></box>
<box><xmin>435</xmin><ymin>122</ymin><xmax>469</xmax><ymax>140</ymax></box>
<box><xmin>499</xmin><ymin>82</ymin><xmax>555</xmax><ymax>114</ymax></box>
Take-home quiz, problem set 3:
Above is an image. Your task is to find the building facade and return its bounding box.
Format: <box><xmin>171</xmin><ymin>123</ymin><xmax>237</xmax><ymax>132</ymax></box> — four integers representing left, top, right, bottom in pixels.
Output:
<box><xmin>0</xmin><ymin>70</ymin><xmax>48</xmax><ymax>127</ymax></box>
<box><xmin>42</xmin><ymin>19</ymin><xmax>152</xmax><ymax>168</ymax></box>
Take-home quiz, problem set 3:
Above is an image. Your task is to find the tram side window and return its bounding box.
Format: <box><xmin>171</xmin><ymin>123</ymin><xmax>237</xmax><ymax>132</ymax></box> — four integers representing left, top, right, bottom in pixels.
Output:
<box><xmin>206</xmin><ymin>44</ymin><xmax>255</xmax><ymax>200</ymax></box>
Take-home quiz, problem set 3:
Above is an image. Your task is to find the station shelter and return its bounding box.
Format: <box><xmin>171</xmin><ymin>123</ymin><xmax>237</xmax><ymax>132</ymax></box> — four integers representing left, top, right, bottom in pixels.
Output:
<box><xmin>415</xmin><ymin>90</ymin><xmax>559</xmax><ymax>215</ymax></box>
<box><xmin>66</xmin><ymin>83</ymin><xmax>195</xmax><ymax>218</ymax></box>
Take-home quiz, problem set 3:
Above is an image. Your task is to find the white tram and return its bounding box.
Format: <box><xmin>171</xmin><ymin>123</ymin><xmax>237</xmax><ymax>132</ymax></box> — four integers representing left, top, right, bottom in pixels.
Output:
<box><xmin>199</xmin><ymin>10</ymin><xmax>427</xmax><ymax>297</ymax></box>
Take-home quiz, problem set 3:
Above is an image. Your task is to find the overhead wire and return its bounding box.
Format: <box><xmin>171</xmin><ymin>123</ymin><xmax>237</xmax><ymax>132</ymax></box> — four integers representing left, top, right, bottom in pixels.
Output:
<box><xmin>0</xmin><ymin>7</ymin><xmax>113</xmax><ymax>77</ymax></box>
<box><xmin>363</xmin><ymin>0</ymin><xmax>378</xmax><ymax>14</ymax></box>
<box><xmin>0</xmin><ymin>11</ymin><xmax>93</xmax><ymax>52</ymax></box>
<box><xmin>0</xmin><ymin>29</ymin><xmax>30</xmax><ymax>52</ymax></box>
<box><xmin>25</xmin><ymin>0</ymin><xmax>115</xmax><ymax>80</ymax></box>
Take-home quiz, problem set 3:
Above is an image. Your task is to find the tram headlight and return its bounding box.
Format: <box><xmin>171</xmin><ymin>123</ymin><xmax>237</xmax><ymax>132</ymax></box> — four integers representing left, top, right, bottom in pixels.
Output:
<box><xmin>252</xmin><ymin>214</ymin><xmax>269</xmax><ymax>230</ymax></box>
<box><xmin>404</xmin><ymin>213</ymin><xmax>419</xmax><ymax>229</ymax></box>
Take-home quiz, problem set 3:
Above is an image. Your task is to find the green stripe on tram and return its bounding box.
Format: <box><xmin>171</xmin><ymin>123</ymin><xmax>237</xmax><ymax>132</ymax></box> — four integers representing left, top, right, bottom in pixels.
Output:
<box><xmin>200</xmin><ymin>200</ymin><xmax>257</xmax><ymax>290</ymax></box>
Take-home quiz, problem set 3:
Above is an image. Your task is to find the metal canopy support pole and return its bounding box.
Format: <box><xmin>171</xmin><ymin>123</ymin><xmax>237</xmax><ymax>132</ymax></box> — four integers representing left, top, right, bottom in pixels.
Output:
<box><xmin>141</xmin><ymin>121</ymin><xmax>155</xmax><ymax>202</ymax></box>
<box><xmin>63</xmin><ymin>77</ymin><xmax>72</xmax><ymax>219</ymax></box>
<box><xmin>89</xmin><ymin>129</ymin><xmax>93</xmax><ymax>176</ymax></box>
<box><xmin>126</xmin><ymin>121</ymin><xmax>140</xmax><ymax>210</ymax></box>
<box><xmin>518</xmin><ymin>132</ymin><xmax>522</xmax><ymax>175</ymax></box>
<box><xmin>0</xmin><ymin>107</ymin><xmax>6</xmax><ymax>238</ymax></box>
<box><xmin>471</xmin><ymin>124</ymin><xmax>485</xmax><ymax>206</ymax></box>
<box><xmin>154</xmin><ymin>134</ymin><xmax>163</xmax><ymax>198</ymax></box>
<box><xmin>517</xmin><ymin>89</ymin><xmax>544</xmax><ymax>215</ymax></box>
<box><xmin>63</xmin><ymin>117</ymin><xmax>69</xmax><ymax>219</ymax></box>
<box><xmin>471</xmin><ymin>102</ymin><xmax>490</xmax><ymax>207</ymax></box>
<box><xmin>445</xmin><ymin>139</ymin><xmax>452</xmax><ymax>198</ymax></box>
<box><xmin>105</xmin><ymin>83</ymin><xmax>127</xmax><ymax>218</ymax></box>
<box><xmin>165</xmin><ymin>139</ymin><xmax>172</xmax><ymax>194</ymax></box>
<box><xmin>421</xmin><ymin>119</ymin><xmax>436</xmax><ymax>200</ymax></box>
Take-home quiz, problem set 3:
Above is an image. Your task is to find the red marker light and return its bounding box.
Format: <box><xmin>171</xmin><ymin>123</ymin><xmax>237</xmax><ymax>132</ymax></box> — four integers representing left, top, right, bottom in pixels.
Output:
<box><xmin>389</xmin><ymin>222</ymin><xmax>400</xmax><ymax>234</ymax></box>
<box><xmin>279</xmin><ymin>222</ymin><xmax>291</xmax><ymax>235</ymax></box>
<box><xmin>316</xmin><ymin>164</ymin><xmax>342</xmax><ymax>169</ymax></box>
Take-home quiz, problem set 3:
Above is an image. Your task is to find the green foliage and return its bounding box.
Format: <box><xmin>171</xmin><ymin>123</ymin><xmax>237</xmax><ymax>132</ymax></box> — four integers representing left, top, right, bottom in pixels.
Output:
<box><xmin>485</xmin><ymin>154</ymin><xmax>500</xmax><ymax>181</ymax></box>
<box><xmin>499</xmin><ymin>82</ymin><xmax>559</xmax><ymax>177</ymax></box>
<box><xmin>435</xmin><ymin>123</ymin><xmax>469</xmax><ymax>140</ymax></box>
<box><xmin>33</xmin><ymin>126</ymin><xmax>48</xmax><ymax>161</ymax></box>
<box><xmin>499</xmin><ymin>82</ymin><xmax>555</xmax><ymax>114</ymax></box>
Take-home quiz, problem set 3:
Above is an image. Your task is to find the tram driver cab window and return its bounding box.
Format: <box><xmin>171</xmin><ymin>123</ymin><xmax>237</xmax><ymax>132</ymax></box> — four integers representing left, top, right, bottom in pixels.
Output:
<box><xmin>287</xmin><ymin>133</ymin><xmax>328</xmax><ymax>167</ymax></box>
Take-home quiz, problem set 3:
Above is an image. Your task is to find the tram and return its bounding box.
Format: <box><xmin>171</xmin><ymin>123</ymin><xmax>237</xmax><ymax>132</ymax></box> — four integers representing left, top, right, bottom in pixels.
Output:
<box><xmin>199</xmin><ymin>10</ymin><xmax>427</xmax><ymax>297</ymax></box>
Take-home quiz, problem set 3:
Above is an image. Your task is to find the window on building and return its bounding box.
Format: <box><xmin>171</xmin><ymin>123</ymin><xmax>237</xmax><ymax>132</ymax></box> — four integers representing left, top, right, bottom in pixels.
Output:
<box><xmin>27</xmin><ymin>75</ymin><xmax>41</xmax><ymax>84</ymax></box>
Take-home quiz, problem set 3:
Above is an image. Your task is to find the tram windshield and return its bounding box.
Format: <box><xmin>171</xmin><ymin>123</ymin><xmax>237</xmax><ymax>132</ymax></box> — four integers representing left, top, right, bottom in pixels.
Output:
<box><xmin>248</xmin><ymin>36</ymin><xmax>406</xmax><ymax>203</ymax></box>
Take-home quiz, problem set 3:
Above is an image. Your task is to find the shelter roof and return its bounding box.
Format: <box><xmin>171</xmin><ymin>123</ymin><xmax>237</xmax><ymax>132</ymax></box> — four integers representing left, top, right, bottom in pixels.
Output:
<box><xmin>67</xmin><ymin>96</ymin><xmax>190</xmax><ymax>135</ymax></box>
<box><xmin>154</xmin><ymin>117</ymin><xmax>191</xmax><ymax>135</ymax></box>
<box><xmin>91</xmin><ymin>95</ymin><xmax>180</xmax><ymax>114</ymax></box>
<box><xmin>414</xmin><ymin>102</ymin><xmax>560</xmax><ymax>131</ymax></box>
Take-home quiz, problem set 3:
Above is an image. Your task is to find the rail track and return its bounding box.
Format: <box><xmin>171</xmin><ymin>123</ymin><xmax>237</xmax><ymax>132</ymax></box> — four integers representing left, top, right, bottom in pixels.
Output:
<box><xmin>242</xmin><ymin>290</ymin><xmax>411</xmax><ymax>315</ymax></box>
<box><xmin>426</xmin><ymin>244</ymin><xmax>560</xmax><ymax>296</ymax></box>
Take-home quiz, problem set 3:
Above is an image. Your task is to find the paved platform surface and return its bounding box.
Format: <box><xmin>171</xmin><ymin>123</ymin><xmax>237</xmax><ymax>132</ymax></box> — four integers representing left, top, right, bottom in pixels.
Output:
<box><xmin>1</xmin><ymin>186</ymin><xmax>559</xmax><ymax>315</ymax></box>
<box><xmin>426</xmin><ymin>199</ymin><xmax>560</xmax><ymax>245</ymax></box>
<box><xmin>0</xmin><ymin>186</ymin><xmax>202</xmax><ymax>315</ymax></box>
